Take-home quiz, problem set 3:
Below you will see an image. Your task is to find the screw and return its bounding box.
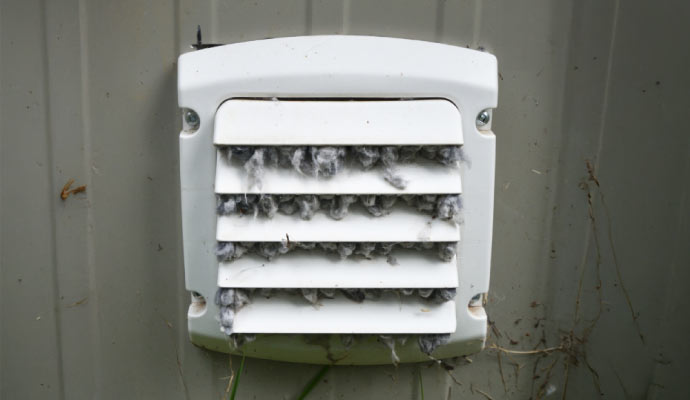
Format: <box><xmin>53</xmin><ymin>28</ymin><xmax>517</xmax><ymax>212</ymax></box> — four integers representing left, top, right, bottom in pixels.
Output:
<box><xmin>184</xmin><ymin>109</ymin><xmax>200</xmax><ymax>129</ymax></box>
<box><xmin>476</xmin><ymin>110</ymin><xmax>490</xmax><ymax>127</ymax></box>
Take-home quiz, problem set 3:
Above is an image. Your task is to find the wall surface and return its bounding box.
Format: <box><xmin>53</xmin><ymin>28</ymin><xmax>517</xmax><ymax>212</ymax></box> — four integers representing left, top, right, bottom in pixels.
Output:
<box><xmin>1</xmin><ymin>0</ymin><xmax>688</xmax><ymax>399</ymax></box>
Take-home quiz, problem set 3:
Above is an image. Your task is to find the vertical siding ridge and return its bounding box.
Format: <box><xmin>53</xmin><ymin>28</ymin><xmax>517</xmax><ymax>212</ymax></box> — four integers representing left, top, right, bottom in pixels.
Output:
<box><xmin>471</xmin><ymin>0</ymin><xmax>483</xmax><ymax>48</ymax></box>
<box><xmin>77</xmin><ymin>0</ymin><xmax>103</xmax><ymax>397</ymax></box>
<box><xmin>39</xmin><ymin>0</ymin><xmax>66</xmax><ymax>398</ymax></box>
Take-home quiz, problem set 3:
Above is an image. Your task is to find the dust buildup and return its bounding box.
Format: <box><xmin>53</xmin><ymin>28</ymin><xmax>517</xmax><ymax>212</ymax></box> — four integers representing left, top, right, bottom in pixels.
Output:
<box><xmin>359</xmin><ymin>195</ymin><xmax>398</xmax><ymax>217</ymax></box>
<box><xmin>301</xmin><ymin>288</ymin><xmax>319</xmax><ymax>305</ymax></box>
<box><xmin>341</xmin><ymin>289</ymin><xmax>366</xmax><ymax>303</ymax></box>
<box><xmin>228</xmin><ymin>146</ymin><xmax>255</xmax><ymax>163</ymax></box>
<box><xmin>218</xmin><ymin>145</ymin><xmax>464</xmax><ymax>189</ymax></box>
<box><xmin>277</xmin><ymin>195</ymin><xmax>298</xmax><ymax>215</ymax></box>
<box><xmin>217</xmin><ymin>287</ymin><xmax>456</xmax><ymax>307</ymax></box>
<box><xmin>219</xmin><ymin>307</ymin><xmax>234</xmax><ymax>335</ymax></box>
<box><xmin>216</xmin><ymin>193</ymin><xmax>461</xmax><ymax>221</ymax></box>
<box><xmin>245</xmin><ymin>149</ymin><xmax>265</xmax><ymax>190</ymax></box>
<box><xmin>310</xmin><ymin>146</ymin><xmax>346</xmax><ymax>177</ymax></box>
<box><xmin>418</xmin><ymin>334</ymin><xmax>451</xmax><ymax>355</ymax></box>
<box><xmin>258</xmin><ymin>195</ymin><xmax>278</xmax><ymax>218</ymax></box>
<box><xmin>436</xmin><ymin>146</ymin><xmax>463</xmax><ymax>166</ymax></box>
<box><xmin>436</xmin><ymin>195</ymin><xmax>463</xmax><ymax>222</ymax></box>
<box><xmin>216</xmin><ymin>195</ymin><xmax>236</xmax><ymax>214</ymax></box>
<box><xmin>255</xmin><ymin>242</ymin><xmax>289</xmax><ymax>260</ymax></box>
<box><xmin>230</xmin><ymin>333</ymin><xmax>256</xmax><ymax>348</ymax></box>
<box><xmin>379</xmin><ymin>334</ymin><xmax>408</xmax><ymax>365</ymax></box>
<box><xmin>431</xmin><ymin>288</ymin><xmax>457</xmax><ymax>304</ymax></box>
<box><xmin>355</xmin><ymin>242</ymin><xmax>377</xmax><ymax>259</ymax></box>
<box><xmin>419</xmin><ymin>146</ymin><xmax>438</xmax><ymax>160</ymax></box>
<box><xmin>216</xmin><ymin>241</ymin><xmax>459</xmax><ymax>262</ymax></box>
<box><xmin>437</xmin><ymin>242</ymin><xmax>457</xmax><ymax>262</ymax></box>
<box><xmin>352</xmin><ymin>146</ymin><xmax>380</xmax><ymax>169</ymax></box>
<box><xmin>340</xmin><ymin>334</ymin><xmax>355</xmax><ymax>349</ymax></box>
<box><xmin>295</xmin><ymin>195</ymin><xmax>320</xmax><ymax>220</ymax></box>
<box><xmin>399</xmin><ymin>146</ymin><xmax>421</xmax><ymax>163</ymax></box>
<box><xmin>380</xmin><ymin>146</ymin><xmax>408</xmax><ymax>189</ymax></box>
<box><xmin>235</xmin><ymin>194</ymin><xmax>258</xmax><ymax>215</ymax></box>
<box><xmin>337</xmin><ymin>243</ymin><xmax>356</xmax><ymax>259</ymax></box>
<box><xmin>215</xmin><ymin>288</ymin><xmax>253</xmax><ymax>335</ymax></box>
<box><xmin>329</xmin><ymin>195</ymin><xmax>357</xmax><ymax>220</ymax></box>
<box><xmin>215</xmin><ymin>242</ymin><xmax>235</xmax><ymax>262</ymax></box>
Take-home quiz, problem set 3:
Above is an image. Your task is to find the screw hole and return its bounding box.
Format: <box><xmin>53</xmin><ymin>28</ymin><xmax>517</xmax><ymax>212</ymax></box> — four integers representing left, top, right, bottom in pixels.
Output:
<box><xmin>183</xmin><ymin>108</ymin><xmax>200</xmax><ymax>132</ymax></box>
<box><xmin>475</xmin><ymin>109</ymin><xmax>491</xmax><ymax>128</ymax></box>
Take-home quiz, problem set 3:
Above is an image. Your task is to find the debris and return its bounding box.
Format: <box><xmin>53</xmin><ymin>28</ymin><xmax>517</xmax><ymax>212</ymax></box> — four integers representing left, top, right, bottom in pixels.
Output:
<box><xmin>216</xmin><ymin>193</ymin><xmax>462</xmax><ymax>221</ymax></box>
<box><xmin>244</xmin><ymin>148</ymin><xmax>265</xmax><ymax>189</ymax></box>
<box><xmin>219</xmin><ymin>145</ymin><xmax>465</xmax><ymax>189</ymax></box>
<box><xmin>418</xmin><ymin>334</ymin><xmax>451</xmax><ymax>355</ymax></box>
<box><xmin>301</xmin><ymin>288</ymin><xmax>319</xmax><ymax>305</ymax></box>
<box><xmin>66</xmin><ymin>297</ymin><xmax>88</xmax><ymax>308</ymax></box>
<box><xmin>340</xmin><ymin>334</ymin><xmax>354</xmax><ymax>349</ymax></box>
<box><xmin>60</xmin><ymin>179</ymin><xmax>86</xmax><ymax>200</ymax></box>
<box><xmin>215</xmin><ymin>241</ymin><xmax>459</xmax><ymax>262</ymax></box>
<box><xmin>379</xmin><ymin>335</ymin><xmax>407</xmax><ymax>365</ymax></box>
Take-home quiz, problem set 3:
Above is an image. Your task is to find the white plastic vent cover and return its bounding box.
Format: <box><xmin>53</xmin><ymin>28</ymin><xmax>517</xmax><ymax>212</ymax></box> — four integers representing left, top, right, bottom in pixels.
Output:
<box><xmin>178</xmin><ymin>36</ymin><xmax>497</xmax><ymax>364</ymax></box>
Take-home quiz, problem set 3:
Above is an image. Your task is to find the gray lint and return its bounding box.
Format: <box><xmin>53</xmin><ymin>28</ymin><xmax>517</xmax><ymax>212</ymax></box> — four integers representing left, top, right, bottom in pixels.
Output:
<box><xmin>295</xmin><ymin>195</ymin><xmax>320</xmax><ymax>220</ymax></box>
<box><xmin>337</xmin><ymin>243</ymin><xmax>356</xmax><ymax>259</ymax></box>
<box><xmin>215</xmin><ymin>288</ymin><xmax>253</xmax><ymax>335</ymax></box>
<box><xmin>418</xmin><ymin>334</ymin><xmax>451</xmax><ymax>355</ymax></box>
<box><xmin>380</xmin><ymin>146</ymin><xmax>408</xmax><ymax>189</ymax></box>
<box><xmin>352</xmin><ymin>146</ymin><xmax>380</xmax><ymax>169</ymax></box>
<box><xmin>244</xmin><ymin>148</ymin><xmax>265</xmax><ymax>190</ymax></box>
<box><xmin>301</xmin><ymin>288</ymin><xmax>319</xmax><ymax>305</ymax></box>
<box><xmin>379</xmin><ymin>334</ymin><xmax>407</xmax><ymax>365</ymax></box>
<box><xmin>310</xmin><ymin>146</ymin><xmax>346</xmax><ymax>177</ymax></box>
<box><xmin>437</xmin><ymin>242</ymin><xmax>457</xmax><ymax>262</ymax></box>
<box><xmin>340</xmin><ymin>334</ymin><xmax>355</xmax><ymax>349</ymax></box>
<box><xmin>215</xmin><ymin>241</ymin><xmax>458</xmax><ymax>262</ymax></box>
<box><xmin>258</xmin><ymin>195</ymin><xmax>278</xmax><ymax>218</ymax></box>
<box><xmin>217</xmin><ymin>287</ymin><xmax>457</xmax><ymax>306</ymax></box>
<box><xmin>220</xmin><ymin>145</ymin><xmax>464</xmax><ymax>189</ymax></box>
<box><xmin>216</xmin><ymin>193</ymin><xmax>462</xmax><ymax>221</ymax></box>
<box><xmin>329</xmin><ymin>195</ymin><xmax>358</xmax><ymax>220</ymax></box>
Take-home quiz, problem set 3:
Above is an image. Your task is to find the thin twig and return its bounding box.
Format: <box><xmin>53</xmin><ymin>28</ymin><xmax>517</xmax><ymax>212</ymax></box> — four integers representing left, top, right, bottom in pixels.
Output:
<box><xmin>445</xmin><ymin>370</ymin><xmax>462</xmax><ymax>386</ymax></box>
<box><xmin>489</xmin><ymin>344</ymin><xmax>562</xmax><ymax>355</ymax></box>
<box><xmin>474</xmin><ymin>387</ymin><xmax>495</xmax><ymax>400</ymax></box>
<box><xmin>562</xmin><ymin>358</ymin><xmax>570</xmax><ymax>400</ymax></box>
<box><xmin>497</xmin><ymin>352</ymin><xmax>507</xmax><ymax>393</ymax></box>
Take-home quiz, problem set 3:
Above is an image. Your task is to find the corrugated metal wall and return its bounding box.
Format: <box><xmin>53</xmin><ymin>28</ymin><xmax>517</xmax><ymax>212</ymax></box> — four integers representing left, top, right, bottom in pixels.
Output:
<box><xmin>1</xmin><ymin>0</ymin><xmax>688</xmax><ymax>398</ymax></box>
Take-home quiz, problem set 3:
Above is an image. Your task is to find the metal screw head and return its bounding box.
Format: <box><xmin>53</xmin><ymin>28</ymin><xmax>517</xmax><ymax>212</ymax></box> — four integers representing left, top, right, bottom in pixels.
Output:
<box><xmin>184</xmin><ymin>109</ymin><xmax>200</xmax><ymax>130</ymax></box>
<box><xmin>476</xmin><ymin>110</ymin><xmax>490</xmax><ymax>127</ymax></box>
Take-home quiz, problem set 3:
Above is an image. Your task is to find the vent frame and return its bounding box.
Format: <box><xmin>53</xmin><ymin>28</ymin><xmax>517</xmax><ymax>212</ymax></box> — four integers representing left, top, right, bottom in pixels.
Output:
<box><xmin>178</xmin><ymin>35</ymin><xmax>497</xmax><ymax>364</ymax></box>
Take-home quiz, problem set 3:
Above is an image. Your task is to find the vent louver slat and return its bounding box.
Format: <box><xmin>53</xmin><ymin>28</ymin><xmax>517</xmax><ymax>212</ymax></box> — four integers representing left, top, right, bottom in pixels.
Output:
<box><xmin>230</xmin><ymin>293</ymin><xmax>457</xmax><ymax>334</ymax></box>
<box><xmin>213</xmin><ymin>99</ymin><xmax>463</xmax><ymax>146</ymax></box>
<box><xmin>218</xmin><ymin>251</ymin><xmax>459</xmax><ymax>288</ymax></box>
<box><xmin>216</xmin><ymin>212</ymin><xmax>460</xmax><ymax>242</ymax></box>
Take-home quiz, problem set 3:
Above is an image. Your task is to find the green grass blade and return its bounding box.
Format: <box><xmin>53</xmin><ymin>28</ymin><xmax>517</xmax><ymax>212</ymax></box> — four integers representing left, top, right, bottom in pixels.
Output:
<box><xmin>296</xmin><ymin>365</ymin><xmax>331</xmax><ymax>400</ymax></box>
<box><xmin>229</xmin><ymin>354</ymin><xmax>246</xmax><ymax>400</ymax></box>
<box><xmin>419</xmin><ymin>370</ymin><xmax>425</xmax><ymax>400</ymax></box>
